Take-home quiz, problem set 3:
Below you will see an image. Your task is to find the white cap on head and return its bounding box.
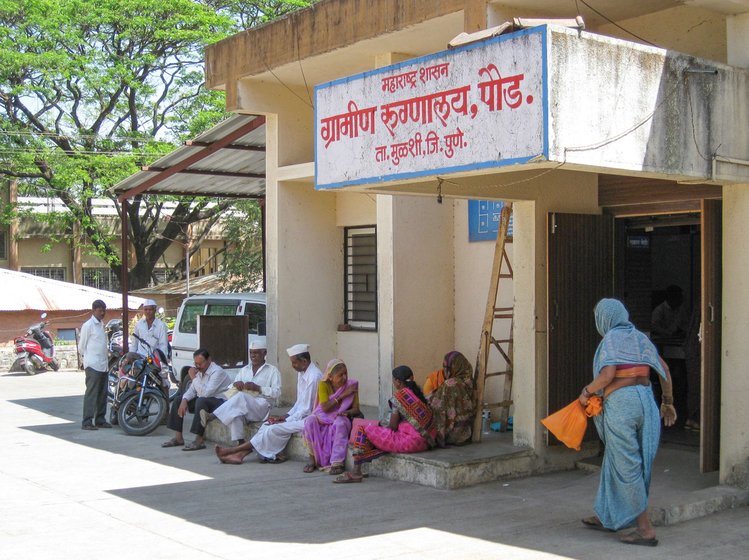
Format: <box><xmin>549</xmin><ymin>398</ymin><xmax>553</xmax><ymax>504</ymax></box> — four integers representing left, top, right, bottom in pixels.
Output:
<box><xmin>249</xmin><ymin>337</ymin><xmax>267</xmax><ymax>351</ymax></box>
<box><xmin>142</xmin><ymin>299</ymin><xmax>158</xmax><ymax>308</ymax></box>
<box><xmin>286</xmin><ymin>343</ymin><xmax>309</xmax><ymax>357</ymax></box>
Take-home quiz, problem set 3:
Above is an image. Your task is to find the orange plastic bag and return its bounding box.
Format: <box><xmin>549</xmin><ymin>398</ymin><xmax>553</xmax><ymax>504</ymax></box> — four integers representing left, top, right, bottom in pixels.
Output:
<box><xmin>540</xmin><ymin>396</ymin><xmax>602</xmax><ymax>451</ymax></box>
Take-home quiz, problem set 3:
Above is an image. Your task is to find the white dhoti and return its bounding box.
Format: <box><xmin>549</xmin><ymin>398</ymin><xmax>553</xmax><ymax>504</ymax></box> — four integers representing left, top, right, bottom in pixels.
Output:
<box><xmin>213</xmin><ymin>392</ymin><xmax>271</xmax><ymax>441</ymax></box>
<box><xmin>251</xmin><ymin>419</ymin><xmax>305</xmax><ymax>460</ymax></box>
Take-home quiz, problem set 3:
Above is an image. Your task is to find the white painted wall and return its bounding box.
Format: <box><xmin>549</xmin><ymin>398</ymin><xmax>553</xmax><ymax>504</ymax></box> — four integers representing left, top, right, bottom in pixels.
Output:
<box><xmin>548</xmin><ymin>26</ymin><xmax>749</xmax><ymax>183</ymax></box>
<box><xmin>376</xmin><ymin>194</ymin><xmax>454</xmax><ymax>412</ymax></box>
<box><xmin>335</xmin><ymin>191</ymin><xmax>379</xmax><ymax>405</ymax></box>
<box><xmin>453</xmin><ymin>198</ymin><xmax>514</xmax><ymax>409</ymax></box>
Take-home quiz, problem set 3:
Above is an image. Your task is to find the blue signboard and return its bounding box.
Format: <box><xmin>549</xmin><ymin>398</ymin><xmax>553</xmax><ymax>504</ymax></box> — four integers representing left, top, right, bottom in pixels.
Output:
<box><xmin>468</xmin><ymin>200</ymin><xmax>513</xmax><ymax>242</ymax></box>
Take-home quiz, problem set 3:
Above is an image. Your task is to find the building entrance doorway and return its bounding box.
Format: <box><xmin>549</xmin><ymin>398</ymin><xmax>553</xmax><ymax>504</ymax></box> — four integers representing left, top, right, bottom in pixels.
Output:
<box><xmin>615</xmin><ymin>214</ymin><xmax>701</xmax><ymax>447</ymax></box>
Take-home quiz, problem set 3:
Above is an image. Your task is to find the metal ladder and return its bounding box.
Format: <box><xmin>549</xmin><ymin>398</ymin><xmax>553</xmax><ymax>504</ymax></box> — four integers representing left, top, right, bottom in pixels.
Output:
<box><xmin>472</xmin><ymin>203</ymin><xmax>514</xmax><ymax>442</ymax></box>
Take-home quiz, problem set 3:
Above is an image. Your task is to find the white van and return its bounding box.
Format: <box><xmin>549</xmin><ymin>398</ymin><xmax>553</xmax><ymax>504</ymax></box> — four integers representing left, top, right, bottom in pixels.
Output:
<box><xmin>171</xmin><ymin>293</ymin><xmax>266</xmax><ymax>386</ymax></box>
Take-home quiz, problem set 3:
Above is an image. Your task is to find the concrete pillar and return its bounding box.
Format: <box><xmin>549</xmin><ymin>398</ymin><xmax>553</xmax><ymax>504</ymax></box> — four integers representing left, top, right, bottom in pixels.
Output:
<box><xmin>720</xmin><ymin>185</ymin><xmax>749</xmax><ymax>486</ymax></box>
<box><xmin>377</xmin><ymin>194</ymin><xmax>455</xmax><ymax>416</ymax></box>
<box><xmin>720</xmin><ymin>11</ymin><xmax>749</xmax><ymax>486</ymax></box>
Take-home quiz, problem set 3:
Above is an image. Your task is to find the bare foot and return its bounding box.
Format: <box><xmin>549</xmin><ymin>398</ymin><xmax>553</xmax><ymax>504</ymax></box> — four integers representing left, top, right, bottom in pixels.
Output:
<box><xmin>220</xmin><ymin>452</ymin><xmax>246</xmax><ymax>465</ymax></box>
<box><xmin>215</xmin><ymin>445</ymin><xmax>232</xmax><ymax>458</ymax></box>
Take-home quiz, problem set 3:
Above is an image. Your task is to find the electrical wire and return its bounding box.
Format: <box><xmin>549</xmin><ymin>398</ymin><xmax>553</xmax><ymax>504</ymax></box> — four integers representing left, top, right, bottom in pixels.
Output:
<box><xmin>578</xmin><ymin>0</ymin><xmax>658</xmax><ymax>47</ymax></box>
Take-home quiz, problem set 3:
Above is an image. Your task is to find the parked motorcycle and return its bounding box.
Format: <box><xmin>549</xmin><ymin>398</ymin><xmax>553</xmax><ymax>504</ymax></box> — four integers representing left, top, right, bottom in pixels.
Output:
<box><xmin>108</xmin><ymin>334</ymin><xmax>170</xmax><ymax>436</ymax></box>
<box><xmin>11</xmin><ymin>313</ymin><xmax>60</xmax><ymax>375</ymax></box>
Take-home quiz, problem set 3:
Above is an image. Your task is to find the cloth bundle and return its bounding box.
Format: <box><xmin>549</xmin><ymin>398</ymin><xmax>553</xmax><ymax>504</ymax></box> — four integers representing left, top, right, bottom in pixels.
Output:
<box><xmin>541</xmin><ymin>396</ymin><xmax>602</xmax><ymax>451</ymax></box>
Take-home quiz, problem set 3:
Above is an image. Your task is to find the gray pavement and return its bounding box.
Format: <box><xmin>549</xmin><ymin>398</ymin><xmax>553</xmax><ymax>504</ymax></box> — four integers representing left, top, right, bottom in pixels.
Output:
<box><xmin>2</xmin><ymin>369</ymin><xmax>748</xmax><ymax>560</ymax></box>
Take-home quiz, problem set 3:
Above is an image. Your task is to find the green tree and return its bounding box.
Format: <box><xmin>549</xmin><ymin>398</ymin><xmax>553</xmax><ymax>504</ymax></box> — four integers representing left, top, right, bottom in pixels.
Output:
<box><xmin>0</xmin><ymin>0</ymin><xmax>312</xmax><ymax>290</ymax></box>
<box><xmin>218</xmin><ymin>199</ymin><xmax>264</xmax><ymax>292</ymax></box>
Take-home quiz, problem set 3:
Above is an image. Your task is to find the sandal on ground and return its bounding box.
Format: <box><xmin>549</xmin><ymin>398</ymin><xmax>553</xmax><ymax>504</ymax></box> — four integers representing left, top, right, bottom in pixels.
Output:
<box><xmin>260</xmin><ymin>454</ymin><xmax>287</xmax><ymax>464</ymax></box>
<box><xmin>303</xmin><ymin>464</ymin><xmax>317</xmax><ymax>473</ymax></box>
<box><xmin>182</xmin><ymin>441</ymin><xmax>206</xmax><ymax>451</ymax></box>
<box><xmin>329</xmin><ymin>465</ymin><xmax>345</xmax><ymax>476</ymax></box>
<box><xmin>581</xmin><ymin>516</ymin><xmax>612</xmax><ymax>532</ymax></box>
<box><xmin>620</xmin><ymin>530</ymin><xmax>658</xmax><ymax>547</ymax></box>
<box><xmin>161</xmin><ymin>438</ymin><xmax>183</xmax><ymax>448</ymax></box>
<box><xmin>333</xmin><ymin>472</ymin><xmax>363</xmax><ymax>484</ymax></box>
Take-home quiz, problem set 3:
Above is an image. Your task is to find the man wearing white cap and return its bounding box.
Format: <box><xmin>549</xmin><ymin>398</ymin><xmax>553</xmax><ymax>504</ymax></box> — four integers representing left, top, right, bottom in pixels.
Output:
<box><xmin>200</xmin><ymin>337</ymin><xmax>281</xmax><ymax>443</ymax></box>
<box><xmin>214</xmin><ymin>343</ymin><xmax>323</xmax><ymax>465</ymax></box>
<box><xmin>133</xmin><ymin>299</ymin><xmax>169</xmax><ymax>360</ymax></box>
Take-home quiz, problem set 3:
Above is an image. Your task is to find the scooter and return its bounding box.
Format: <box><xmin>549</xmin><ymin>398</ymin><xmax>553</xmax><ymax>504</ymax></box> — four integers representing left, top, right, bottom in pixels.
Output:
<box><xmin>11</xmin><ymin>313</ymin><xmax>60</xmax><ymax>375</ymax></box>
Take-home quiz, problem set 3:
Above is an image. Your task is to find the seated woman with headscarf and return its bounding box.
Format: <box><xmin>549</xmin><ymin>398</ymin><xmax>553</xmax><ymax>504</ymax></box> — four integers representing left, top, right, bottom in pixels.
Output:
<box><xmin>427</xmin><ymin>351</ymin><xmax>475</xmax><ymax>447</ymax></box>
<box><xmin>334</xmin><ymin>365</ymin><xmax>436</xmax><ymax>483</ymax></box>
<box><xmin>302</xmin><ymin>359</ymin><xmax>360</xmax><ymax>475</ymax></box>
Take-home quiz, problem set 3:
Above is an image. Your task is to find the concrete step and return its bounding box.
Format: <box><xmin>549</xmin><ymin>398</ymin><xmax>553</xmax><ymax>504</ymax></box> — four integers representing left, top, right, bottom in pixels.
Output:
<box><xmin>204</xmin><ymin>416</ymin><xmax>545</xmax><ymax>488</ymax></box>
<box><xmin>367</xmin><ymin>445</ymin><xmax>536</xmax><ymax>489</ymax></box>
<box><xmin>575</xmin><ymin>446</ymin><xmax>749</xmax><ymax>526</ymax></box>
<box><xmin>204</xmin><ymin>418</ymin><xmax>309</xmax><ymax>461</ymax></box>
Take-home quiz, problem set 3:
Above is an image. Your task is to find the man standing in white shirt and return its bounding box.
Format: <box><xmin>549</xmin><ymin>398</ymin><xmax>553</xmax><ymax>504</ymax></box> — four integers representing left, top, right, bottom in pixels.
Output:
<box><xmin>79</xmin><ymin>299</ymin><xmax>110</xmax><ymax>430</ymax></box>
<box><xmin>200</xmin><ymin>337</ymin><xmax>281</xmax><ymax>443</ymax></box>
<box><xmin>133</xmin><ymin>299</ymin><xmax>169</xmax><ymax>360</ymax></box>
<box><xmin>214</xmin><ymin>343</ymin><xmax>323</xmax><ymax>465</ymax></box>
<box><xmin>162</xmin><ymin>348</ymin><xmax>229</xmax><ymax>451</ymax></box>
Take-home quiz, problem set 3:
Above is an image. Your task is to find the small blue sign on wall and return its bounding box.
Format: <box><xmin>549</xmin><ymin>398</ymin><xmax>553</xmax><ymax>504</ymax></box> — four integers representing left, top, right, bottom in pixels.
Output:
<box><xmin>468</xmin><ymin>200</ymin><xmax>513</xmax><ymax>241</ymax></box>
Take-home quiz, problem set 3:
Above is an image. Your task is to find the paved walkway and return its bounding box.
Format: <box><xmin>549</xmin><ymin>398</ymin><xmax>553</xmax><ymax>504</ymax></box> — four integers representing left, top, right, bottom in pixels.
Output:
<box><xmin>2</xmin><ymin>370</ymin><xmax>747</xmax><ymax>560</ymax></box>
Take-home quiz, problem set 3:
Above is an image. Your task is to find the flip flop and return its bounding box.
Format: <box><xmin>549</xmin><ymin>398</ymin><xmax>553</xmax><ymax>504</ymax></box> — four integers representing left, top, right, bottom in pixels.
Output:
<box><xmin>328</xmin><ymin>465</ymin><xmax>345</xmax><ymax>476</ymax></box>
<box><xmin>259</xmin><ymin>454</ymin><xmax>287</xmax><ymax>464</ymax></box>
<box><xmin>620</xmin><ymin>530</ymin><xmax>658</xmax><ymax>547</ymax></box>
<box><xmin>333</xmin><ymin>472</ymin><xmax>363</xmax><ymax>484</ymax></box>
<box><xmin>303</xmin><ymin>464</ymin><xmax>317</xmax><ymax>473</ymax></box>
<box><xmin>581</xmin><ymin>516</ymin><xmax>613</xmax><ymax>532</ymax></box>
<box><xmin>161</xmin><ymin>438</ymin><xmax>183</xmax><ymax>448</ymax></box>
<box><xmin>182</xmin><ymin>441</ymin><xmax>206</xmax><ymax>451</ymax></box>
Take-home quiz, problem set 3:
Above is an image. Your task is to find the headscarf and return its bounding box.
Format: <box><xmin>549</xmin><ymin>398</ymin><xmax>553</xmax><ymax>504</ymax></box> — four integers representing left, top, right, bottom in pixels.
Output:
<box><xmin>444</xmin><ymin>351</ymin><xmax>472</xmax><ymax>380</ymax></box>
<box><xmin>323</xmin><ymin>358</ymin><xmax>345</xmax><ymax>382</ymax></box>
<box><xmin>592</xmin><ymin>298</ymin><xmax>666</xmax><ymax>380</ymax></box>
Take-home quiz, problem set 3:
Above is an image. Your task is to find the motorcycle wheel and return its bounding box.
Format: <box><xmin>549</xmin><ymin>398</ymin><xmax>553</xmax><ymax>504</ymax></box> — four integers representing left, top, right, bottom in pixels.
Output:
<box><xmin>24</xmin><ymin>359</ymin><xmax>37</xmax><ymax>376</ymax></box>
<box><xmin>117</xmin><ymin>391</ymin><xmax>167</xmax><ymax>436</ymax></box>
<box><xmin>50</xmin><ymin>357</ymin><xmax>60</xmax><ymax>371</ymax></box>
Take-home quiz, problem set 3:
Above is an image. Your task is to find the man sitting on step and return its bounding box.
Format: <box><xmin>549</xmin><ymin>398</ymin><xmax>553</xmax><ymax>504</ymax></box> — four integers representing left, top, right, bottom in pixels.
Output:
<box><xmin>214</xmin><ymin>343</ymin><xmax>323</xmax><ymax>464</ymax></box>
<box><xmin>200</xmin><ymin>337</ymin><xmax>281</xmax><ymax>443</ymax></box>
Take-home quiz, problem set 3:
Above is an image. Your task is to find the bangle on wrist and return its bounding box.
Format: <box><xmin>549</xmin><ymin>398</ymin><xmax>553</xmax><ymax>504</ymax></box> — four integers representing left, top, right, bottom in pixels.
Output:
<box><xmin>662</xmin><ymin>396</ymin><xmax>673</xmax><ymax>405</ymax></box>
<box><xmin>582</xmin><ymin>386</ymin><xmax>592</xmax><ymax>398</ymax></box>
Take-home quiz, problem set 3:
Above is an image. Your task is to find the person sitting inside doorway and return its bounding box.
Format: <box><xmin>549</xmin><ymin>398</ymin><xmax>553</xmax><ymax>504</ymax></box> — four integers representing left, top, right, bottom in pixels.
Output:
<box><xmin>651</xmin><ymin>284</ymin><xmax>689</xmax><ymax>429</ymax></box>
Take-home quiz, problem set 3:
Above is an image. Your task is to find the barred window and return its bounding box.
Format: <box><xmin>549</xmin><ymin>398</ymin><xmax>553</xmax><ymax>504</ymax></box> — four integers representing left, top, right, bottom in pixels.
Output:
<box><xmin>21</xmin><ymin>267</ymin><xmax>65</xmax><ymax>281</ymax></box>
<box><xmin>82</xmin><ymin>268</ymin><xmax>120</xmax><ymax>291</ymax></box>
<box><xmin>0</xmin><ymin>230</ymin><xmax>6</xmax><ymax>260</ymax></box>
<box><xmin>344</xmin><ymin>226</ymin><xmax>377</xmax><ymax>330</ymax></box>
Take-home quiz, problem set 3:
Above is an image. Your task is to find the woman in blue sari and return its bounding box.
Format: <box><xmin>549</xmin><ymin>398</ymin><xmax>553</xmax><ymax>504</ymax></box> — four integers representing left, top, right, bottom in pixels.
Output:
<box><xmin>579</xmin><ymin>298</ymin><xmax>677</xmax><ymax>547</ymax></box>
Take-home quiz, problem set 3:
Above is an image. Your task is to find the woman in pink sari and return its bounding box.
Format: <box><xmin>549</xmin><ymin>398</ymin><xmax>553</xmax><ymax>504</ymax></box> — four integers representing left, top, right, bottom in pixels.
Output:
<box><xmin>334</xmin><ymin>365</ymin><xmax>436</xmax><ymax>483</ymax></box>
<box><xmin>302</xmin><ymin>359</ymin><xmax>359</xmax><ymax>475</ymax></box>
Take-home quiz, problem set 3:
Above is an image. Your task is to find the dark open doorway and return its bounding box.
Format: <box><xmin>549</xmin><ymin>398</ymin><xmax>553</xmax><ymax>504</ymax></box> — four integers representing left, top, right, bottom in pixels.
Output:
<box><xmin>615</xmin><ymin>214</ymin><xmax>702</xmax><ymax>453</ymax></box>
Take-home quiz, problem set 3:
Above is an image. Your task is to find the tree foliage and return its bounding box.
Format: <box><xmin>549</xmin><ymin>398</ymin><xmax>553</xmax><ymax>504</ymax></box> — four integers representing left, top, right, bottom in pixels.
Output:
<box><xmin>219</xmin><ymin>199</ymin><xmax>264</xmax><ymax>292</ymax></box>
<box><xmin>0</xmin><ymin>0</ymin><xmax>313</xmax><ymax>290</ymax></box>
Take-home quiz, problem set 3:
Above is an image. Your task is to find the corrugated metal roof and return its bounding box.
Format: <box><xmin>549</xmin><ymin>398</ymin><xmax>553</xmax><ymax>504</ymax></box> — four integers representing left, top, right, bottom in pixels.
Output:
<box><xmin>131</xmin><ymin>272</ymin><xmax>262</xmax><ymax>296</ymax></box>
<box><xmin>0</xmin><ymin>269</ymin><xmax>147</xmax><ymax>312</ymax></box>
<box><xmin>113</xmin><ymin>114</ymin><xmax>266</xmax><ymax>198</ymax></box>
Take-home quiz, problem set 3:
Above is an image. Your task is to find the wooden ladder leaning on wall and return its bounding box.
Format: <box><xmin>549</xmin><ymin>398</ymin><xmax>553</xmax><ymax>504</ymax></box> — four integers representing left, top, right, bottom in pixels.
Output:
<box><xmin>472</xmin><ymin>203</ymin><xmax>514</xmax><ymax>443</ymax></box>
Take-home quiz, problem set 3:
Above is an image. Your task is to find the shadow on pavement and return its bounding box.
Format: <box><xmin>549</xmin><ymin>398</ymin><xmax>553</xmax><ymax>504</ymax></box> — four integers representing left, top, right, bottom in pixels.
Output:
<box><xmin>12</xmin><ymin>394</ymin><xmax>607</xmax><ymax>552</ymax></box>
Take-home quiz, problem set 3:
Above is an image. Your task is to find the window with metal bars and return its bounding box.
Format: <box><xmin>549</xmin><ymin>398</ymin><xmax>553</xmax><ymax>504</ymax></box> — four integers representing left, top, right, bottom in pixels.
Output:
<box><xmin>0</xmin><ymin>230</ymin><xmax>6</xmax><ymax>260</ymax></box>
<box><xmin>344</xmin><ymin>226</ymin><xmax>377</xmax><ymax>330</ymax></box>
<box><xmin>21</xmin><ymin>266</ymin><xmax>65</xmax><ymax>281</ymax></box>
<box><xmin>82</xmin><ymin>268</ymin><xmax>120</xmax><ymax>291</ymax></box>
